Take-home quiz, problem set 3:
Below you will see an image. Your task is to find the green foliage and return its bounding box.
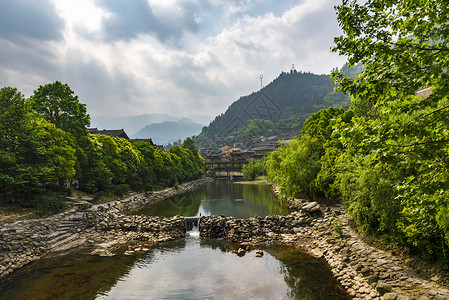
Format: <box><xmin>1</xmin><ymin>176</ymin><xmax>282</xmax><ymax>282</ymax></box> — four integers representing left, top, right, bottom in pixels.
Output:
<box><xmin>329</xmin><ymin>0</ymin><xmax>449</xmax><ymax>264</ymax></box>
<box><xmin>114</xmin><ymin>184</ymin><xmax>130</xmax><ymax>197</ymax></box>
<box><xmin>242</xmin><ymin>157</ymin><xmax>266</xmax><ymax>181</ymax></box>
<box><xmin>0</xmin><ymin>87</ymin><xmax>38</xmax><ymax>203</ymax></box>
<box><xmin>266</xmin><ymin>135</ymin><xmax>322</xmax><ymax>200</ymax></box>
<box><xmin>30</xmin><ymin>193</ymin><xmax>66</xmax><ymax>217</ymax></box>
<box><xmin>332</xmin><ymin>0</ymin><xmax>449</xmax><ymax>108</ymax></box>
<box><xmin>333</xmin><ymin>220</ymin><xmax>343</xmax><ymax>237</ymax></box>
<box><xmin>29</xmin><ymin>81</ymin><xmax>90</xmax><ymax>137</ymax></box>
<box><xmin>0</xmin><ymin>83</ymin><xmax>205</xmax><ymax>208</ymax></box>
<box><xmin>246</xmin><ymin>119</ymin><xmax>277</xmax><ymax>138</ymax></box>
<box><xmin>143</xmin><ymin>183</ymin><xmax>153</xmax><ymax>192</ymax></box>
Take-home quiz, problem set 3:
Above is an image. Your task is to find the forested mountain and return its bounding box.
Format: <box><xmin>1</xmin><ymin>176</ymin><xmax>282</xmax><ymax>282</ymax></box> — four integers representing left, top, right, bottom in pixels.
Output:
<box><xmin>194</xmin><ymin>70</ymin><xmax>348</xmax><ymax>149</ymax></box>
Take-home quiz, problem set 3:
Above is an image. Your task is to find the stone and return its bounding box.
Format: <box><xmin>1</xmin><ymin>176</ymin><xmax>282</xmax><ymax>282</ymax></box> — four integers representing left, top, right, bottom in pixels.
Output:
<box><xmin>301</xmin><ymin>202</ymin><xmax>320</xmax><ymax>213</ymax></box>
<box><xmin>368</xmin><ymin>274</ymin><xmax>379</xmax><ymax>284</ymax></box>
<box><xmin>376</xmin><ymin>282</ymin><xmax>392</xmax><ymax>295</ymax></box>
<box><xmin>382</xmin><ymin>292</ymin><xmax>398</xmax><ymax>300</ymax></box>
<box><xmin>255</xmin><ymin>251</ymin><xmax>264</xmax><ymax>258</ymax></box>
<box><xmin>237</xmin><ymin>248</ymin><xmax>246</xmax><ymax>256</ymax></box>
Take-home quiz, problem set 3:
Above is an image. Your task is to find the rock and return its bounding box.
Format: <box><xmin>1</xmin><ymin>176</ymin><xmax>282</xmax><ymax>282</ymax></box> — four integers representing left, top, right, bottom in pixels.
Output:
<box><xmin>237</xmin><ymin>248</ymin><xmax>246</xmax><ymax>256</ymax></box>
<box><xmin>255</xmin><ymin>250</ymin><xmax>264</xmax><ymax>258</ymax></box>
<box><xmin>382</xmin><ymin>293</ymin><xmax>398</xmax><ymax>300</ymax></box>
<box><xmin>376</xmin><ymin>282</ymin><xmax>392</xmax><ymax>295</ymax></box>
<box><xmin>368</xmin><ymin>274</ymin><xmax>379</xmax><ymax>284</ymax></box>
<box><xmin>301</xmin><ymin>202</ymin><xmax>320</xmax><ymax>213</ymax></box>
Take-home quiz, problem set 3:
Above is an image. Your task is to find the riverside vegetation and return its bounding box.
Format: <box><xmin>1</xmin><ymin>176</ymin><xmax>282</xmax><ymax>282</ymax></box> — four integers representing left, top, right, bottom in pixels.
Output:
<box><xmin>243</xmin><ymin>0</ymin><xmax>449</xmax><ymax>268</ymax></box>
<box><xmin>0</xmin><ymin>82</ymin><xmax>205</xmax><ymax>216</ymax></box>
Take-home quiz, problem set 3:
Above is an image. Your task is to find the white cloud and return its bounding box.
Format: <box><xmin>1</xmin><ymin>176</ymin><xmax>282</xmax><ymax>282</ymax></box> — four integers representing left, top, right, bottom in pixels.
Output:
<box><xmin>0</xmin><ymin>0</ymin><xmax>346</xmax><ymax>119</ymax></box>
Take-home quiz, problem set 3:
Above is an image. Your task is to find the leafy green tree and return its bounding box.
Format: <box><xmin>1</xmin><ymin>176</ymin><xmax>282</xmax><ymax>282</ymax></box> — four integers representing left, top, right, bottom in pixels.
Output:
<box><xmin>332</xmin><ymin>0</ymin><xmax>449</xmax><ymax>262</ymax></box>
<box><xmin>0</xmin><ymin>87</ymin><xmax>39</xmax><ymax>202</ymax></box>
<box><xmin>29</xmin><ymin>81</ymin><xmax>90</xmax><ymax>136</ymax></box>
<box><xmin>32</xmin><ymin>117</ymin><xmax>76</xmax><ymax>185</ymax></box>
<box><xmin>29</xmin><ymin>81</ymin><xmax>93</xmax><ymax>186</ymax></box>
<box><xmin>332</xmin><ymin>0</ymin><xmax>449</xmax><ymax>107</ymax></box>
<box><xmin>246</xmin><ymin>119</ymin><xmax>276</xmax><ymax>138</ymax></box>
<box><xmin>266</xmin><ymin>135</ymin><xmax>322</xmax><ymax>200</ymax></box>
<box><xmin>134</xmin><ymin>142</ymin><xmax>157</xmax><ymax>186</ymax></box>
<box><xmin>242</xmin><ymin>157</ymin><xmax>267</xmax><ymax>181</ymax></box>
<box><xmin>0</xmin><ymin>87</ymin><xmax>76</xmax><ymax>202</ymax></box>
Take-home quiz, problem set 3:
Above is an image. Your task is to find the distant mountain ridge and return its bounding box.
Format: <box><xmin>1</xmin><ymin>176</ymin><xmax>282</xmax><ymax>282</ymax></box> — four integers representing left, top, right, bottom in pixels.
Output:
<box><xmin>132</xmin><ymin>118</ymin><xmax>204</xmax><ymax>145</ymax></box>
<box><xmin>91</xmin><ymin>114</ymin><xmax>211</xmax><ymax>136</ymax></box>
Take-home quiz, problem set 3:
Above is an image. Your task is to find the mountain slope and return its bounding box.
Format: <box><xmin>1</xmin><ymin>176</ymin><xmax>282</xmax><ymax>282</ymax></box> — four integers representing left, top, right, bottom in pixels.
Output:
<box><xmin>195</xmin><ymin>70</ymin><xmax>348</xmax><ymax>149</ymax></box>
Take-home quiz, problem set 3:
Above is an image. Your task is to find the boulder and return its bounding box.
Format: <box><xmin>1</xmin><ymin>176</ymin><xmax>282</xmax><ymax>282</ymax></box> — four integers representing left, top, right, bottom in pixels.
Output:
<box><xmin>301</xmin><ymin>202</ymin><xmax>320</xmax><ymax>213</ymax></box>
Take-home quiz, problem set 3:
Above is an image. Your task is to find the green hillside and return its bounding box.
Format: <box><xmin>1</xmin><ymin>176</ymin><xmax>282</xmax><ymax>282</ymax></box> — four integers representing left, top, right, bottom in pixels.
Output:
<box><xmin>195</xmin><ymin>70</ymin><xmax>348</xmax><ymax>149</ymax></box>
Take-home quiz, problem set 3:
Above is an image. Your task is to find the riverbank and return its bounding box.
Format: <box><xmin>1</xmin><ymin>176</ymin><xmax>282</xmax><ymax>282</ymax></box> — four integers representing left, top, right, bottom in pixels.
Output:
<box><xmin>0</xmin><ymin>177</ymin><xmax>213</xmax><ymax>278</ymax></box>
<box><xmin>199</xmin><ymin>203</ymin><xmax>449</xmax><ymax>300</ymax></box>
<box><xmin>2</xmin><ymin>178</ymin><xmax>449</xmax><ymax>299</ymax></box>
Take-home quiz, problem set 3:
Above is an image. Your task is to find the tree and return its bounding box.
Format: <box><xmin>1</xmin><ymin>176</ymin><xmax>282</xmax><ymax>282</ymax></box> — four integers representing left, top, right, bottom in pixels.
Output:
<box><xmin>32</xmin><ymin>117</ymin><xmax>76</xmax><ymax>185</ymax></box>
<box><xmin>332</xmin><ymin>0</ymin><xmax>449</xmax><ymax>262</ymax></box>
<box><xmin>29</xmin><ymin>81</ymin><xmax>90</xmax><ymax>136</ymax></box>
<box><xmin>332</xmin><ymin>0</ymin><xmax>449</xmax><ymax>107</ymax></box>
<box><xmin>30</xmin><ymin>81</ymin><xmax>93</xmax><ymax>184</ymax></box>
<box><xmin>0</xmin><ymin>87</ymin><xmax>76</xmax><ymax>202</ymax></box>
<box><xmin>0</xmin><ymin>87</ymin><xmax>37</xmax><ymax>202</ymax></box>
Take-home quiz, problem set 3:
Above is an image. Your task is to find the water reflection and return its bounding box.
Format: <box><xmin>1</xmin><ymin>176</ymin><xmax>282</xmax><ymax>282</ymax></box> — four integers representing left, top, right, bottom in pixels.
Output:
<box><xmin>0</xmin><ymin>238</ymin><xmax>349</xmax><ymax>300</ymax></box>
<box><xmin>134</xmin><ymin>180</ymin><xmax>291</xmax><ymax>218</ymax></box>
<box><xmin>0</xmin><ymin>248</ymin><xmax>141</xmax><ymax>300</ymax></box>
<box><xmin>98</xmin><ymin>238</ymin><xmax>349</xmax><ymax>300</ymax></box>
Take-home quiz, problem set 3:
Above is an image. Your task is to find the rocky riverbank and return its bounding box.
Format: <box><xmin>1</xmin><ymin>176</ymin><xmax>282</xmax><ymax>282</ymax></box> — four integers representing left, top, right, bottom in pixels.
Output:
<box><xmin>2</xmin><ymin>177</ymin><xmax>449</xmax><ymax>300</ymax></box>
<box><xmin>0</xmin><ymin>177</ymin><xmax>212</xmax><ymax>278</ymax></box>
<box><xmin>200</xmin><ymin>202</ymin><xmax>449</xmax><ymax>300</ymax></box>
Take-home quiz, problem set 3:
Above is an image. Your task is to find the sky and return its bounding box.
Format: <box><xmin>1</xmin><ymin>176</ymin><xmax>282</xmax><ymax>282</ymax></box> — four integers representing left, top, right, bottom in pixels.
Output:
<box><xmin>0</xmin><ymin>0</ymin><xmax>346</xmax><ymax>120</ymax></box>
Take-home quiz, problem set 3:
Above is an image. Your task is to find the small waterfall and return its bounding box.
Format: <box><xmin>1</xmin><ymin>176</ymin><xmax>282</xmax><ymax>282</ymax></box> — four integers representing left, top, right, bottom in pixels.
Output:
<box><xmin>185</xmin><ymin>217</ymin><xmax>200</xmax><ymax>238</ymax></box>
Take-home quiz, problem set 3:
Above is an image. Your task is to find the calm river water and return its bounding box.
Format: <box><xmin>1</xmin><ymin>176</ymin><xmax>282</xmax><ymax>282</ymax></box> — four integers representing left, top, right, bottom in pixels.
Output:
<box><xmin>0</xmin><ymin>180</ymin><xmax>350</xmax><ymax>299</ymax></box>
<box><xmin>133</xmin><ymin>180</ymin><xmax>291</xmax><ymax>218</ymax></box>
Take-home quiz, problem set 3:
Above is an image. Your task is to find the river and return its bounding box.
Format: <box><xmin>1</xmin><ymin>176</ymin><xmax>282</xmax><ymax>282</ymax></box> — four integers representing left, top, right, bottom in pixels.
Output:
<box><xmin>0</xmin><ymin>180</ymin><xmax>350</xmax><ymax>299</ymax></box>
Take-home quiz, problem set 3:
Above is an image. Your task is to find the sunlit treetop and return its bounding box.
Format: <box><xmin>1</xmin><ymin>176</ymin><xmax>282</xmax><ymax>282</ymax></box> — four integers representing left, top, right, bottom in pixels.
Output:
<box><xmin>332</xmin><ymin>0</ymin><xmax>449</xmax><ymax>106</ymax></box>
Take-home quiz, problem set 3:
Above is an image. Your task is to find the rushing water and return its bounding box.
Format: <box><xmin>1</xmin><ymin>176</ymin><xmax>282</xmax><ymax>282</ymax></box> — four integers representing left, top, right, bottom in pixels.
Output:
<box><xmin>133</xmin><ymin>180</ymin><xmax>291</xmax><ymax>218</ymax></box>
<box><xmin>0</xmin><ymin>236</ymin><xmax>349</xmax><ymax>300</ymax></box>
<box><xmin>0</xmin><ymin>181</ymin><xmax>350</xmax><ymax>299</ymax></box>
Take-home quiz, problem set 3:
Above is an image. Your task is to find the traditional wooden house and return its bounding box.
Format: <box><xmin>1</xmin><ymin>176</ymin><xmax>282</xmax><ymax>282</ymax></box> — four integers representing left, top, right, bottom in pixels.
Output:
<box><xmin>88</xmin><ymin>128</ymin><xmax>130</xmax><ymax>140</ymax></box>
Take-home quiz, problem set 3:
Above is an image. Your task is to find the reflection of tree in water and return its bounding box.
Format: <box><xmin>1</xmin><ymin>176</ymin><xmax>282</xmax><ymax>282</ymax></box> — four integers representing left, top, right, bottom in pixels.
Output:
<box><xmin>135</xmin><ymin>180</ymin><xmax>291</xmax><ymax>218</ymax></box>
<box><xmin>0</xmin><ymin>248</ymin><xmax>142</xmax><ymax>299</ymax></box>
<box><xmin>266</xmin><ymin>246</ymin><xmax>351</xmax><ymax>300</ymax></box>
<box><xmin>199</xmin><ymin>237</ymin><xmax>227</xmax><ymax>252</ymax></box>
<box><xmin>241</xmin><ymin>184</ymin><xmax>291</xmax><ymax>216</ymax></box>
<box><xmin>135</xmin><ymin>189</ymin><xmax>205</xmax><ymax>217</ymax></box>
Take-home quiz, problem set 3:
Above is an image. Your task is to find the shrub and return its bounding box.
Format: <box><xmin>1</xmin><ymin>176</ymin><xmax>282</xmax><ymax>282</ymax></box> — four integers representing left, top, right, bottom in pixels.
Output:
<box><xmin>114</xmin><ymin>184</ymin><xmax>130</xmax><ymax>197</ymax></box>
<box><xmin>143</xmin><ymin>183</ymin><xmax>154</xmax><ymax>192</ymax></box>
<box><xmin>30</xmin><ymin>193</ymin><xmax>66</xmax><ymax>216</ymax></box>
<box><xmin>333</xmin><ymin>220</ymin><xmax>343</xmax><ymax>237</ymax></box>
